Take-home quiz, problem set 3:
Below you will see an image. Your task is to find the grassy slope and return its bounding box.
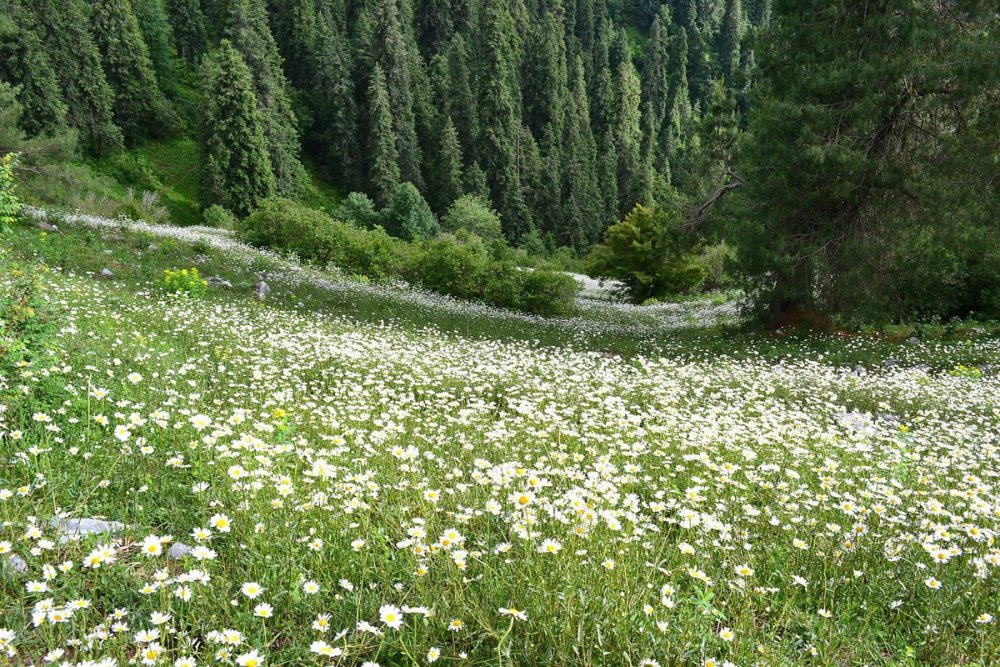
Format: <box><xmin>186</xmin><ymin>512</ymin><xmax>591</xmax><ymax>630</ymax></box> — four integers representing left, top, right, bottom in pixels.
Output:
<box><xmin>3</xmin><ymin>216</ymin><xmax>1000</xmax><ymax>665</ymax></box>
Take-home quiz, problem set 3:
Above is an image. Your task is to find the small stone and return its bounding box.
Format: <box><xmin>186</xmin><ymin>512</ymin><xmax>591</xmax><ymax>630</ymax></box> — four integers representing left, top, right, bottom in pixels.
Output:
<box><xmin>850</xmin><ymin>364</ymin><xmax>866</xmax><ymax>376</ymax></box>
<box><xmin>168</xmin><ymin>542</ymin><xmax>193</xmax><ymax>560</ymax></box>
<box><xmin>882</xmin><ymin>357</ymin><xmax>900</xmax><ymax>369</ymax></box>
<box><xmin>255</xmin><ymin>281</ymin><xmax>271</xmax><ymax>299</ymax></box>
<box><xmin>206</xmin><ymin>276</ymin><xmax>233</xmax><ymax>289</ymax></box>
<box><xmin>51</xmin><ymin>517</ymin><xmax>125</xmax><ymax>543</ymax></box>
<box><xmin>37</xmin><ymin>221</ymin><xmax>61</xmax><ymax>234</ymax></box>
<box><xmin>100</xmin><ymin>268</ymin><xmax>114</xmax><ymax>279</ymax></box>
<box><xmin>907</xmin><ymin>337</ymin><xmax>920</xmax><ymax>344</ymax></box>
<box><xmin>3</xmin><ymin>553</ymin><xmax>29</xmax><ymax>577</ymax></box>
<box><xmin>147</xmin><ymin>244</ymin><xmax>157</xmax><ymax>251</ymax></box>
<box><xmin>914</xmin><ymin>364</ymin><xmax>931</xmax><ymax>373</ymax></box>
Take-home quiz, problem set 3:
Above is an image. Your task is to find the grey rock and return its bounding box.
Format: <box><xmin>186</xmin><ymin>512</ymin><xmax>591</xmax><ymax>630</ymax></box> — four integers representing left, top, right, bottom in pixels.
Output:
<box><xmin>168</xmin><ymin>542</ymin><xmax>193</xmax><ymax>560</ymax></box>
<box><xmin>254</xmin><ymin>281</ymin><xmax>271</xmax><ymax>299</ymax></box>
<box><xmin>850</xmin><ymin>364</ymin><xmax>867</xmax><ymax>376</ymax></box>
<box><xmin>147</xmin><ymin>244</ymin><xmax>157</xmax><ymax>251</ymax></box>
<box><xmin>51</xmin><ymin>518</ymin><xmax>125</xmax><ymax>543</ymax></box>
<box><xmin>3</xmin><ymin>553</ymin><xmax>29</xmax><ymax>577</ymax></box>
<box><xmin>206</xmin><ymin>276</ymin><xmax>233</xmax><ymax>289</ymax></box>
<box><xmin>877</xmin><ymin>413</ymin><xmax>901</xmax><ymax>428</ymax></box>
<box><xmin>100</xmin><ymin>268</ymin><xmax>114</xmax><ymax>279</ymax></box>
<box><xmin>37</xmin><ymin>221</ymin><xmax>62</xmax><ymax>234</ymax></box>
<box><xmin>914</xmin><ymin>364</ymin><xmax>931</xmax><ymax>373</ymax></box>
<box><xmin>907</xmin><ymin>337</ymin><xmax>920</xmax><ymax>344</ymax></box>
<box><xmin>882</xmin><ymin>357</ymin><xmax>900</xmax><ymax>369</ymax></box>
<box><xmin>978</xmin><ymin>365</ymin><xmax>996</xmax><ymax>377</ymax></box>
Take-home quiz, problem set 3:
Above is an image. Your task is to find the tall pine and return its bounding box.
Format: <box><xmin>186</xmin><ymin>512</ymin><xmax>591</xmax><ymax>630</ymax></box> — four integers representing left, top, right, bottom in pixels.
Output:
<box><xmin>367</xmin><ymin>64</ymin><xmax>400</xmax><ymax>208</ymax></box>
<box><xmin>200</xmin><ymin>40</ymin><xmax>276</xmax><ymax>217</ymax></box>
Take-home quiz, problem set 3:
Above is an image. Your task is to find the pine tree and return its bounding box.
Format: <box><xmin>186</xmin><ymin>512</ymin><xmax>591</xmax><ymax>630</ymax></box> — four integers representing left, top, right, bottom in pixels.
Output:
<box><xmin>432</xmin><ymin>115</ymin><xmax>464</xmax><ymax>213</ymax></box>
<box><xmin>416</xmin><ymin>0</ymin><xmax>454</xmax><ymax>56</ymax></box>
<box><xmin>476</xmin><ymin>0</ymin><xmax>532</xmax><ymax>241</ymax></box>
<box><xmin>90</xmin><ymin>0</ymin><xmax>173</xmax><ymax>143</ymax></box>
<box><xmin>0</xmin><ymin>0</ymin><xmax>69</xmax><ymax>137</ymax></box>
<box><xmin>225</xmin><ymin>0</ymin><xmax>305</xmax><ymax>197</ymax></box>
<box><xmin>314</xmin><ymin>5</ymin><xmax>361</xmax><ymax>190</ymax></box>
<box><xmin>610</xmin><ymin>44</ymin><xmax>649</xmax><ymax>216</ymax></box>
<box><xmin>22</xmin><ymin>0</ymin><xmax>123</xmax><ymax>153</ymax></box>
<box><xmin>166</xmin><ymin>0</ymin><xmax>208</xmax><ymax>64</ymax></box>
<box><xmin>200</xmin><ymin>40</ymin><xmax>275</xmax><ymax>217</ymax></box>
<box><xmin>718</xmin><ymin>0</ymin><xmax>743</xmax><ymax>89</ymax></box>
<box><xmin>132</xmin><ymin>0</ymin><xmax>176</xmax><ymax>87</ymax></box>
<box><xmin>444</xmin><ymin>35</ymin><xmax>478</xmax><ymax>165</ymax></box>
<box><xmin>367</xmin><ymin>64</ymin><xmax>400</xmax><ymax>208</ymax></box>
<box><xmin>560</xmin><ymin>55</ymin><xmax>601</xmax><ymax>250</ymax></box>
<box><xmin>642</xmin><ymin>6</ymin><xmax>671</xmax><ymax>171</ymax></box>
<box><xmin>370</xmin><ymin>0</ymin><xmax>423</xmax><ymax>189</ymax></box>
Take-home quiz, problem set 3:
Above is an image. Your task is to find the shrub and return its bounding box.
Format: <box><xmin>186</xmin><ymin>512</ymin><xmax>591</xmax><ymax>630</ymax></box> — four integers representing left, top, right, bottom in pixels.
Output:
<box><xmin>411</xmin><ymin>235</ymin><xmax>490</xmax><ymax>301</ymax></box>
<box><xmin>202</xmin><ymin>204</ymin><xmax>237</xmax><ymax>230</ymax></box>
<box><xmin>520</xmin><ymin>269</ymin><xmax>579</xmax><ymax>317</ymax></box>
<box><xmin>239</xmin><ymin>198</ymin><xmax>405</xmax><ymax>279</ymax></box>
<box><xmin>441</xmin><ymin>195</ymin><xmax>503</xmax><ymax>241</ymax></box>
<box><xmin>333</xmin><ymin>192</ymin><xmax>379</xmax><ymax>229</ymax></box>
<box><xmin>163</xmin><ymin>268</ymin><xmax>208</xmax><ymax>298</ymax></box>
<box><xmin>586</xmin><ymin>204</ymin><xmax>705</xmax><ymax>303</ymax></box>
<box><xmin>1</xmin><ymin>153</ymin><xmax>23</xmax><ymax>229</ymax></box>
<box><xmin>382</xmin><ymin>183</ymin><xmax>439</xmax><ymax>241</ymax></box>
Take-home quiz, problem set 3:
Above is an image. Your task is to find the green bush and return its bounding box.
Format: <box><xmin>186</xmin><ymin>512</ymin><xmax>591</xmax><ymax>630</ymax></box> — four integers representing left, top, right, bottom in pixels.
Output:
<box><xmin>1</xmin><ymin>153</ymin><xmax>23</xmax><ymax>229</ymax></box>
<box><xmin>241</xmin><ymin>199</ymin><xmax>578</xmax><ymax>317</ymax></box>
<box><xmin>382</xmin><ymin>183</ymin><xmax>439</xmax><ymax>241</ymax></box>
<box><xmin>239</xmin><ymin>198</ymin><xmax>405</xmax><ymax>279</ymax></box>
<box><xmin>586</xmin><ymin>204</ymin><xmax>705</xmax><ymax>303</ymax></box>
<box><xmin>333</xmin><ymin>192</ymin><xmax>379</xmax><ymax>229</ymax></box>
<box><xmin>441</xmin><ymin>195</ymin><xmax>503</xmax><ymax>241</ymax></box>
<box><xmin>520</xmin><ymin>269</ymin><xmax>579</xmax><ymax>317</ymax></box>
<box><xmin>202</xmin><ymin>204</ymin><xmax>237</xmax><ymax>230</ymax></box>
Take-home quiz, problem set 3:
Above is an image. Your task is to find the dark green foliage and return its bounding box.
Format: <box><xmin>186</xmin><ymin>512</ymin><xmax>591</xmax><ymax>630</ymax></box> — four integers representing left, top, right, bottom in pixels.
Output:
<box><xmin>367</xmin><ymin>65</ymin><xmax>401</xmax><ymax>208</ymax></box>
<box><xmin>225</xmin><ymin>0</ymin><xmax>305</xmax><ymax>197</ymax></box>
<box><xmin>441</xmin><ymin>194</ymin><xmax>502</xmax><ymax>240</ymax></box>
<box><xmin>90</xmin><ymin>0</ymin><xmax>173</xmax><ymax>143</ymax></box>
<box><xmin>733</xmin><ymin>0</ymin><xmax>1000</xmax><ymax>323</ymax></box>
<box><xmin>132</xmin><ymin>0</ymin><xmax>177</xmax><ymax>88</ymax></box>
<box><xmin>202</xmin><ymin>204</ymin><xmax>237</xmax><ymax>229</ymax></box>
<box><xmin>240</xmin><ymin>197</ymin><xmax>406</xmax><ymax>279</ymax></box>
<box><xmin>166</xmin><ymin>0</ymin><xmax>208</xmax><ymax>64</ymax></box>
<box><xmin>586</xmin><ymin>204</ymin><xmax>705</xmax><ymax>302</ymax></box>
<box><xmin>476</xmin><ymin>0</ymin><xmax>532</xmax><ymax>242</ymax></box>
<box><xmin>520</xmin><ymin>269</ymin><xmax>579</xmax><ymax>317</ymax></box>
<box><xmin>20</xmin><ymin>0</ymin><xmax>123</xmax><ymax>153</ymax></box>
<box><xmin>0</xmin><ymin>0</ymin><xmax>68</xmax><ymax>137</ymax></box>
<box><xmin>382</xmin><ymin>182</ymin><xmax>440</xmax><ymax>241</ymax></box>
<box><xmin>333</xmin><ymin>192</ymin><xmax>379</xmax><ymax>229</ymax></box>
<box><xmin>199</xmin><ymin>40</ymin><xmax>275</xmax><ymax>217</ymax></box>
<box><xmin>432</xmin><ymin>116</ymin><xmax>465</xmax><ymax>213</ymax></box>
<box><xmin>717</xmin><ymin>0</ymin><xmax>743</xmax><ymax>88</ymax></box>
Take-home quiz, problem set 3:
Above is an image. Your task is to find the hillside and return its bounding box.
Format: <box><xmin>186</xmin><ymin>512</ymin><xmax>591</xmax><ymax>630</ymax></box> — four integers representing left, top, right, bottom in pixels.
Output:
<box><xmin>2</xmin><ymin>212</ymin><xmax>1000</xmax><ymax>665</ymax></box>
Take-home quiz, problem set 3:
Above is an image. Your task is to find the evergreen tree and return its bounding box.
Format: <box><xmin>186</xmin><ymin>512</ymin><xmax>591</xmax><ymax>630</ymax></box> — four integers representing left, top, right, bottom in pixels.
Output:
<box><xmin>315</xmin><ymin>5</ymin><xmax>361</xmax><ymax>190</ymax></box>
<box><xmin>367</xmin><ymin>64</ymin><xmax>400</xmax><ymax>208</ymax></box>
<box><xmin>200</xmin><ymin>40</ymin><xmax>275</xmax><ymax>217</ymax></box>
<box><xmin>0</xmin><ymin>0</ymin><xmax>69</xmax><ymax>137</ymax></box>
<box><xmin>718</xmin><ymin>0</ymin><xmax>743</xmax><ymax>89</ymax></box>
<box><xmin>166</xmin><ymin>0</ymin><xmax>209</xmax><ymax>64</ymax></box>
<box><xmin>560</xmin><ymin>56</ymin><xmax>601</xmax><ymax>250</ymax></box>
<box><xmin>90</xmin><ymin>0</ymin><xmax>173</xmax><ymax>143</ymax></box>
<box><xmin>476</xmin><ymin>0</ymin><xmax>532</xmax><ymax>241</ymax></box>
<box><xmin>433</xmin><ymin>116</ymin><xmax>465</xmax><ymax>213</ymax></box>
<box><xmin>22</xmin><ymin>0</ymin><xmax>123</xmax><ymax>153</ymax></box>
<box><xmin>225</xmin><ymin>0</ymin><xmax>305</xmax><ymax>197</ymax></box>
<box><xmin>642</xmin><ymin>6</ymin><xmax>671</xmax><ymax>171</ymax></box>
<box><xmin>610</xmin><ymin>55</ymin><xmax>649</xmax><ymax>216</ymax></box>
<box><xmin>735</xmin><ymin>0</ymin><xmax>998</xmax><ymax>321</ymax></box>
<box><xmin>444</xmin><ymin>35</ymin><xmax>478</xmax><ymax>165</ymax></box>
<box><xmin>133</xmin><ymin>0</ymin><xmax>176</xmax><ymax>87</ymax></box>
<box><xmin>371</xmin><ymin>0</ymin><xmax>423</xmax><ymax>190</ymax></box>
<box><xmin>416</xmin><ymin>0</ymin><xmax>454</xmax><ymax>56</ymax></box>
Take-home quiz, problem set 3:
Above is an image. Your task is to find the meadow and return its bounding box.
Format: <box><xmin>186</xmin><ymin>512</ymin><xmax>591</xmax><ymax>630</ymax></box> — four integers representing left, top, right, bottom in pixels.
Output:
<box><xmin>2</xmin><ymin>213</ymin><xmax>999</xmax><ymax>666</ymax></box>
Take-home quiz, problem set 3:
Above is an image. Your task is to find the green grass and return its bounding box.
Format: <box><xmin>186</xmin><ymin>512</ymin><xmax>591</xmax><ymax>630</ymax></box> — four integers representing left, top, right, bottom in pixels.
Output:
<box><xmin>2</xmin><ymin>215</ymin><xmax>1000</xmax><ymax>666</ymax></box>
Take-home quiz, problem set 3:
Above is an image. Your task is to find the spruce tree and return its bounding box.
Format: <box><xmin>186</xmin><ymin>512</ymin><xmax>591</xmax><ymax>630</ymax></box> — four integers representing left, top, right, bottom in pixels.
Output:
<box><xmin>200</xmin><ymin>40</ymin><xmax>276</xmax><ymax>217</ymax></box>
<box><xmin>433</xmin><ymin>115</ymin><xmax>465</xmax><ymax>213</ymax></box>
<box><xmin>416</xmin><ymin>0</ymin><xmax>454</xmax><ymax>56</ymax></box>
<box><xmin>642</xmin><ymin>7</ymin><xmax>671</xmax><ymax>171</ymax></box>
<box><xmin>445</xmin><ymin>35</ymin><xmax>479</xmax><ymax>165</ymax></box>
<box><xmin>560</xmin><ymin>56</ymin><xmax>602</xmax><ymax>250</ymax></box>
<box><xmin>90</xmin><ymin>0</ymin><xmax>173</xmax><ymax>143</ymax></box>
<box><xmin>0</xmin><ymin>0</ymin><xmax>69</xmax><ymax>137</ymax></box>
<box><xmin>371</xmin><ymin>0</ymin><xmax>424</xmax><ymax>190</ymax></box>
<box><xmin>166</xmin><ymin>0</ymin><xmax>208</xmax><ymax>64</ymax></box>
<box><xmin>22</xmin><ymin>0</ymin><xmax>123</xmax><ymax>153</ymax></box>
<box><xmin>476</xmin><ymin>0</ymin><xmax>532</xmax><ymax>241</ymax></box>
<box><xmin>132</xmin><ymin>0</ymin><xmax>176</xmax><ymax>88</ymax></box>
<box><xmin>314</xmin><ymin>6</ymin><xmax>361</xmax><ymax>191</ymax></box>
<box><xmin>718</xmin><ymin>0</ymin><xmax>743</xmax><ymax>89</ymax></box>
<box><xmin>367</xmin><ymin>64</ymin><xmax>400</xmax><ymax>208</ymax></box>
<box><xmin>225</xmin><ymin>0</ymin><xmax>305</xmax><ymax>197</ymax></box>
<box><xmin>610</xmin><ymin>55</ymin><xmax>649</xmax><ymax>216</ymax></box>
